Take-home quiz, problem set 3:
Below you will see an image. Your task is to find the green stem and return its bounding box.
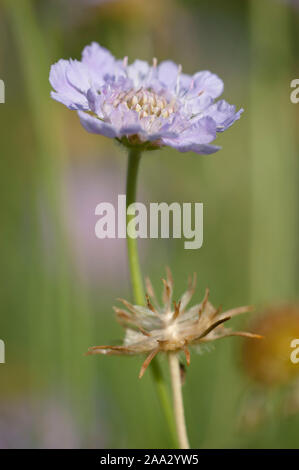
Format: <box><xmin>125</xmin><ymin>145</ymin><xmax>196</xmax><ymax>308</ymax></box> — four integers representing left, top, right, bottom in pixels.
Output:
<box><xmin>168</xmin><ymin>352</ymin><xmax>190</xmax><ymax>449</ymax></box>
<box><xmin>126</xmin><ymin>149</ymin><xmax>146</xmax><ymax>305</ymax></box>
<box><xmin>126</xmin><ymin>148</ymin><xmax>178</xmax><ymax>447</ymax></box>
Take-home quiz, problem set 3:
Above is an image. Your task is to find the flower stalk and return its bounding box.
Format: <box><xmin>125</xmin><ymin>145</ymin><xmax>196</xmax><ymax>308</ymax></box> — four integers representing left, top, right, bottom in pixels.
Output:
<box><xmin>126</xmin><ymin>149</ymin><xmax>145</xmax><ymax>305</ymax></box>
<box><xmin>125</xmin><ymin>149</ymin><xmax>178</xmax><ymax>447</ymax></box>
<box><xmin>168</xmin><ymin>352</ymin><xmax>190</xmax><ymax>449</ymax></box>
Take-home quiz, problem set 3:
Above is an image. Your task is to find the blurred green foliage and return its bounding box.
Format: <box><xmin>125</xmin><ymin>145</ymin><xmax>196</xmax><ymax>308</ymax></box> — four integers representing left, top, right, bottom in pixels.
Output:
<box><xmin>0</xmin><ymin>0</ymin><xmax>298</xmax><ymax>448</ymax></box>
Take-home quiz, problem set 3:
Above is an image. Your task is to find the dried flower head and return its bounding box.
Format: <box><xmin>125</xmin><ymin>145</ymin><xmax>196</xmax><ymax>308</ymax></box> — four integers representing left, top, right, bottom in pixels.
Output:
<box><xmin>87</xmin><ymin>269</ymin><xmax>260</xmax><ymax>378</ymax></box>
<box><xmin>50</xmin><ymin>42</ymin><xmax>243</xmax><ymax>154</ymax></box>
<box><xmin>243</xmin><ymin>304</ymin><xmax>299</xmax><ymax>386</ymax></box>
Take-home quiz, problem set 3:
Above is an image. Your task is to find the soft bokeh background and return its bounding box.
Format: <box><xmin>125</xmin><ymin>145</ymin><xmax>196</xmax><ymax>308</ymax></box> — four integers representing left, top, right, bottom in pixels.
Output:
<box><xmin>0</xmin><ymin>0</ymin><xmax>299</xmax><ymax>448</ymax></box>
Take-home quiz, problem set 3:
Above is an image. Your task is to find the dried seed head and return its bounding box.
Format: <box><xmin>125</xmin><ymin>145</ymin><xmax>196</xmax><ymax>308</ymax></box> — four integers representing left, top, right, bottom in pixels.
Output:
<box><xmin>87</xmin><ymin>268</ymin><xmax>260</xmax><ymax>378</ymax></box>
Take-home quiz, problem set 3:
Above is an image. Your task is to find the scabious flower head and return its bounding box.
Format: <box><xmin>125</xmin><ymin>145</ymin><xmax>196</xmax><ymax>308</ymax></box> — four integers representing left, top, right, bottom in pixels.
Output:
<box><xmin>243</xmin><ymin>305</ymin><xmax>299</xmax><ymax>386</ymax></box>
<box><xmin>50</xmin><ymin>42</ymin><xmax>243</xmax><ymax>154</ymax></box>
<box><xmin>87</xmin><ymin>269</ymin><xmax>260</xmax><ymax>378</ymax></box>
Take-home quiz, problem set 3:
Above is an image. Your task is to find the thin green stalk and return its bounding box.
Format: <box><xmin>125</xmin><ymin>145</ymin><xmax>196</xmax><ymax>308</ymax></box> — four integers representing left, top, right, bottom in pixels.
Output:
<box><xmin>249</xmin><ymin>0</ymin><xmax>297</xmax><ymax>303</ymax></box>
<box><xmin>126</xmin><ymin>148</ymin><xmax>178</xmax><ymax>447</ymax></box>
<box><xmin>4</xmin><ymin>1</ymin><xmax>95</xmax><ymax>416</ymax></box>
<box><xmin>126</xmin><ymin>149</ymin><xmax>146</xmax><ymax>305</ymax></box>
<box><xmin>3</xmin><ymin>0</ymin><xmax>70</xmax><ymax>381</ymax></box>
<box><xmin>168</xmin><ymin>352</ymin><xmax>190</xmax><ymax>449</ymax></box>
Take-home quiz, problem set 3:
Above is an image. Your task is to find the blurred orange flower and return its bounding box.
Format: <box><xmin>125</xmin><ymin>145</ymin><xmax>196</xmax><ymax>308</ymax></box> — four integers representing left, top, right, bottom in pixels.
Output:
<box><xmin>243</xmin><ymin>305</ymin><xmax>299</xmax><ymax>386</ymax></box>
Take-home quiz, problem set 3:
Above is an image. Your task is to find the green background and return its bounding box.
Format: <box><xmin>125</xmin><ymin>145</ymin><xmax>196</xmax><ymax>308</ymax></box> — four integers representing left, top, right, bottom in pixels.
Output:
<box><xmin>0</xmin><ymin>0</ymin><xmax>298</xmax><ymax>448</ymax></box>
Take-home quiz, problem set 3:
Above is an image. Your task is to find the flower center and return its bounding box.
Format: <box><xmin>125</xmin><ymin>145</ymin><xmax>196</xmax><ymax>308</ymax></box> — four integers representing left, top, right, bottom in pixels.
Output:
<box><xmin>114</xmin><ymin>88</ymin><xmax>175</xmax><ymax>119</ymax></box>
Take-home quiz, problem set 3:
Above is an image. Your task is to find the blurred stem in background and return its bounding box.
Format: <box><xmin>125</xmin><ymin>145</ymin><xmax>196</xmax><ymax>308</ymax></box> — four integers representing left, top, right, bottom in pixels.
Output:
<box><xmin>3</xmin><ymin>0</ymin><xmax>68</xmax><ymax>379</ymax></box>
<box><xmin>249</xmin><ymin>0</ymin><xmax>297</xmax><ymax>304</ymax></box>
<box><xmin>3</xmin><ymin>0</ymin><xmax>95</xmax><ymax>427</ymax></box>
<box><xmin>126</xmin><ymin>149</ymin><xmax>178</xmax><ymax>448</ymax></box>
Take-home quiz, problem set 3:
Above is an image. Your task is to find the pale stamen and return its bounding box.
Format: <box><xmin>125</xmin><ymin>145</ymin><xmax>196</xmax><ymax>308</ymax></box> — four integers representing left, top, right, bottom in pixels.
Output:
<box><xmin>113</xmin><ymin>87</ymin><xmax>176</xmax><ymax>120</ymax></box>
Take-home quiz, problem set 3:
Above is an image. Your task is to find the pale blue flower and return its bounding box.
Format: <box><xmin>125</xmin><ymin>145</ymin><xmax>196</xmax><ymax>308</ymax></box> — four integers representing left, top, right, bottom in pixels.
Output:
<box><xmin>50</xmin><ymin>42</ymin><xmax>243</xmax><ymax>154</ymax></box>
